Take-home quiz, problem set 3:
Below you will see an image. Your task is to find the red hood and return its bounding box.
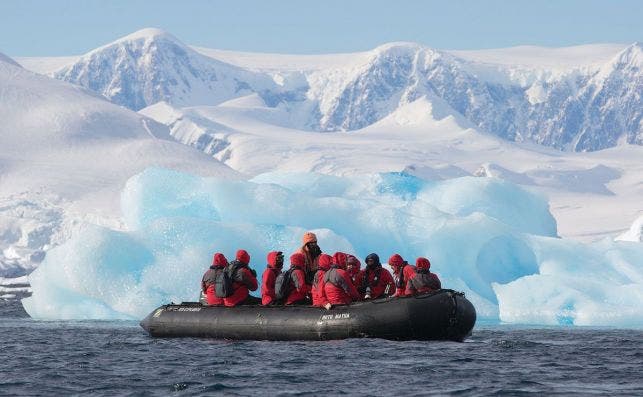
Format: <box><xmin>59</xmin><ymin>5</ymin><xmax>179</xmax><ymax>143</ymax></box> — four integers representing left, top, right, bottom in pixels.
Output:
<box><xmin>318</xmin><ymin>254</ymin><xmax>333</xmax><ymax>270</ymax></box>
<box><xmin>267</xmin><ymin>251</ymin><xmax>283</xmax><ymax>269</ymax></box>
<box><xmin>332</xmin><ymin>252</ymin><xmax>348</xmax><ymax>269</ymax></box>
<box><xmin>212</xmin><ymin>252</ymin><xmax>228</xmax><ymax>268</ymax></box>
<box><xmin>290</xmin><ymin>252</ymin><xmax>305</xmax><ymax>268</ymax></box>
<box><xmin>416</xmin><ymin>257</ymin><xmax>431</xmax><ymax>270</ymax></box>
<box><xmin>346</xmin><ymin>255</ymin><xmax>361</xmax><ymax>276</ymax></box>
<box><xmin>388</xmin><ymin>253</ymin><xmax>405</xmax><ymax>268</ymax></box>
<box><xmin>236</xmin><ymin>249</ymin><xmax>250</xmax><ymax>265</ymax></box>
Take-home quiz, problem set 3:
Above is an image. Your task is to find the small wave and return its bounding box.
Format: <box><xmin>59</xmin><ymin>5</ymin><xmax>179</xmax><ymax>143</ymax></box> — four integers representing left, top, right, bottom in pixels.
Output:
<box><xmin>490</xmin><ymin>339</ymin><xmax>543</xmax><ymax>349</ymax></box>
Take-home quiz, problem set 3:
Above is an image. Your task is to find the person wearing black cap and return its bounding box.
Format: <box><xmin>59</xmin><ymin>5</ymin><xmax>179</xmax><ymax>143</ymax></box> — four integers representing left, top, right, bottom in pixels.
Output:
<box><xmin>355</xmin><ymin>253</ymin><xmax>395</xmax><ymax>299</ymax></box>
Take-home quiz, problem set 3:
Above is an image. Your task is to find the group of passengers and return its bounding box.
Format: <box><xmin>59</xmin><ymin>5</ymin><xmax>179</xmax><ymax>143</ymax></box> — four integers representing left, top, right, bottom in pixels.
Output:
<box><xmin>200</xmin><ymin>232</ymin><xmax>441</xmax><ymax>309</ymax></box>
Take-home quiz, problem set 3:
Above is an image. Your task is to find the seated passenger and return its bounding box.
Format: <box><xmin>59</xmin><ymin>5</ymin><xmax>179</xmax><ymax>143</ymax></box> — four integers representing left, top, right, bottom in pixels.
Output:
<box><xmin>284</xmin><ymin>252</ymin><xmax>311</xmax><ymax>305</ymax></box>
<box><xmin>298</xmin><ymin>232</ymin><xmax>322</xmax><ymax>283</ymax></box>
<box><xmin>405</xmin><ymin>257</ymin><xmax>441</xmax><ymax>296</ymax></box>
<box><xmin>223</xmin><ymin>249</ymin><xmax>260</xmax><ymax>307</ymax></box>
<box><xmin>201</xmin><ymin>252</ymin><xmax>228</xmax><ymax>306</ymax></box>
<box><xmin>355</xmin><ymin>253</ymin><xmax>395</xmax><ymax>299</ymax></box>
<box><xmin>388</xmin><ymin>253</ymin><xmax>416</xmax><ymax>297</ymax></box>
<box><xmin>346</xmin><ymin>254</ymin><xmax>361</xmax><ymax>286</ymax></box>
<box><xmin>323</xmin><ymin>252</ymin><xmax>361</xmax><ymax>306</ymax></box>
<box><xmin>261</xmin><ymin>251</ymin><xmax>284</xmax><ymax>305</ymax></box>
<box><xmin>311</xmin><ymin>254</ymin><xmax>333</xmax><ymax>307</ymax></box>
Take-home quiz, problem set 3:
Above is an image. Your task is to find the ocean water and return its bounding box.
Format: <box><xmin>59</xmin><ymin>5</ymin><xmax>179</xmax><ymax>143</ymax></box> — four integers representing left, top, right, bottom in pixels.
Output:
<box><xmin>1</xmin><ymin>299</ymin><xmax>642</xmax><ymax>396</ymax></box>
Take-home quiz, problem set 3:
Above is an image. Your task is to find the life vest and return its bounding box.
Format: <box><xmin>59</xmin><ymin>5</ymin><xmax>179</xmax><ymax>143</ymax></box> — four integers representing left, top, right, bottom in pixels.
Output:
<box><xmin>359</xmin><ymin>266</ymin><xmax>381</xmax><ymax>295</ymax></box>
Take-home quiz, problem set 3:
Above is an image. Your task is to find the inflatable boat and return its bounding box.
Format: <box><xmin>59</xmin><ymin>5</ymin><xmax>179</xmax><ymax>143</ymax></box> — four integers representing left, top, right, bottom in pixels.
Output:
<box><xmin>140</xmin><ymin>289</ymin><xmax>476</xmax><ymax>342</ymax></box>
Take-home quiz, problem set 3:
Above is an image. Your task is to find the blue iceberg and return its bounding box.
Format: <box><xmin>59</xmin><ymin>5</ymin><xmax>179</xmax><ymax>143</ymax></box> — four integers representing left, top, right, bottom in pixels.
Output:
<box><xmin>22</xmin><ymin>168</ymin><xmax>643</xmax><ymax>326</ymax></box>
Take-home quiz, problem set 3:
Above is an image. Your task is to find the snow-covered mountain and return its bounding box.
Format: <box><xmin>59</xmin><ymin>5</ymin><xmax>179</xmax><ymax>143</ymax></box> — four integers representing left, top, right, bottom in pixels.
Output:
<box><xmin>308</xmin><ymin>42</ymin><xmax>642</xmax><ymax>151</ymax></box>
<box><xmin>4</xmin><ymin>29</ymin><xmax>642</xmax><ymax>276</ymax></box>
<box><xmin>42</xmin><ymin>29</ymin><xmax>642</xmax><ymax>152</ymax></box>
<box><xmin>53</xmin><ymin>28</ymin><xmax>278</xmax><ymax>111</ymax></box>
<box><xmin>0</xmin><ymin>51</ymin><xmax>237</xmax><ymax>277</ymax></box>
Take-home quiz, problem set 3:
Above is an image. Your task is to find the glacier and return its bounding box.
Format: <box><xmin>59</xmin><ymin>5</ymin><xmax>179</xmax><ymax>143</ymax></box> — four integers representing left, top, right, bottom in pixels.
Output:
<box><xmin>21</xmin><ymin>168</ymin><xmax>642</xmax><ymax>326</ymax></box>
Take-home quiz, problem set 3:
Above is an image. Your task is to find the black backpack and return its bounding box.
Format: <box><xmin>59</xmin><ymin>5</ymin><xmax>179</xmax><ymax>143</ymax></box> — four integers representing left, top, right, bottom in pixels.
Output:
<box><xmin>274</xmin><ymin>268</ymin><xmax>294</xmax><ymax>301</ymax></box>
<box><xmin>214</xmin><ymin>263</ymin><xmax>240</xmax><ymax>298</ymax></box>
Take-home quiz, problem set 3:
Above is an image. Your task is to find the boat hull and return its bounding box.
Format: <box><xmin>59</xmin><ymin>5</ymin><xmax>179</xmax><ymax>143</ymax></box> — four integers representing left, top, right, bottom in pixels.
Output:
<box><xmin>140</xmin><ymin>289</ymin><xmax>476</xmax><ymax>341</ymax></box>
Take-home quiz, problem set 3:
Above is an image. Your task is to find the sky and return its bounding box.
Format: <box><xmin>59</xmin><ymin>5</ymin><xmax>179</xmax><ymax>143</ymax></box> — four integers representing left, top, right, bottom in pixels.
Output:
<box><xmin>1</xmin><ymin>0</ymin><xmax>642</xmax><ymax>56</ymax></box>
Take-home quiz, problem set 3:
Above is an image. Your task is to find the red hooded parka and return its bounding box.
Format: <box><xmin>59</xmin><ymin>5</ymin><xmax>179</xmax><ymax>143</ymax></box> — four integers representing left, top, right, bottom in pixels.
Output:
<box><xmin>224</xmin><ymin>249</ymin><xmax>259</xmax><ymax>307</ymax></box>
<box><xmin>261</xmin><ymin>251</ymin><xmax>283</xmax><ymax>305</ymax></box>
<box><xmin>405</xmin><ymin>257</ymin><xmax>441</xmax><ymax>295</ymax></box>
<box><xmin>355</xmin><ymin>253</ymin><xmax>395</xmax><ymax>299</ymax></box>
<box><xmin>312</xmin><ymin>254</ymin><xmax>332</xmax><ymax>307</ymax></box>
<box><xmin>323</xmin><ymin>253</ymin><xmax>361</xmax><ymax>305</ymax></box>
<box><xmin>202</xmin><ymin>252</ymin><xmax>228</xmax><ymax>306</ymax></box>
<box><xmin>389</xmin><ymin>254</ymin><xmax>417</xmax><ymax>297</ymax></box>
<box><xmin>285</xmin><ymin>252</ymin><xmax>310</xmax><ymax>305</ymax></box>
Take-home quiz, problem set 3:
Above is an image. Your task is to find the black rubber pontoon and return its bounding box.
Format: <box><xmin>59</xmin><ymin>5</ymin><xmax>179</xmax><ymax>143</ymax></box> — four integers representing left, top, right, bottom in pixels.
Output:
<box><xmin>140</xmin><ymin>289</ymin><xmax>476</xmax><ymax>342</ymax></box>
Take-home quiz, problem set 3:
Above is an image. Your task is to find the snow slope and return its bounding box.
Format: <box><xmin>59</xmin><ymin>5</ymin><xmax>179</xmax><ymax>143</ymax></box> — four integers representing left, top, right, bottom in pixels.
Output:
<box><xmin>616</xmin><ymin>215</ymin><xmax>643</xmax><ymax>242</ymax></box>
<box><xmin>15</xmin><ymin>55</ymin><xmax>79</xmax><ymax>75</ymax></box>
<box><xmin>0</xmin><ymin>52</ymin><xmax>238</xmax><ymax>276</ymax></box>
<box><xmin>450</xmin><ymin>43</ymin><xmax>628</xmax><ymax>70</ymax></box>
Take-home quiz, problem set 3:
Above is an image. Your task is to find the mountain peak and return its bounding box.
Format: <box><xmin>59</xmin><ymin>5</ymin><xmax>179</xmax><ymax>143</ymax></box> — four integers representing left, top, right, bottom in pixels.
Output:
<box><xmin>370</xmin><ymin>41</ymin><xmax>426</xmax><ymax>56</ymax></box>
<box><xmin>75</xmin><ymin>27</ymin><xmax>188</xmax><ymax>63</ymax></box>
<box><xmin>115</xmin><ymin>27</ymin><xmax>181</xmax><ymax>44</ymax></box>
<box><xmin>598</xmin><ymin>41</ymin><xmax>642</xmax><ymax>77</ymax></box>
<box><xmin>54</xmin><ymin>27</ymin><xmax>272</xmax><ymax>111</ymax></box>
<box><xmin>367</xmin><ymin>41</ymin><xmax>446</xmax><ymax>65</ymax></box>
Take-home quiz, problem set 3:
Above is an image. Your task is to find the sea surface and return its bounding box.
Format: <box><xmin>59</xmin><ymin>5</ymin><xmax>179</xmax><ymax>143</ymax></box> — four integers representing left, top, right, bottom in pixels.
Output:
<box><xmin>1</xmin><ymin>299</ymin><xmax>642</xmax><ymax>396</ymax></box>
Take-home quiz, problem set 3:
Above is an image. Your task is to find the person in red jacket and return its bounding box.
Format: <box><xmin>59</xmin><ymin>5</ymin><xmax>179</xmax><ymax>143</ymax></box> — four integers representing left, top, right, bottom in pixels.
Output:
<box><xmin>405</xmin><ymin>257</ymin><xmax>441</xmax><ymax>296</ymax></box>
<box><xmin>285</xmin><ymin>252</ymin><xmax>310</xmax><ymax>305</ymax></box>
<box><xmin>224</xmin><ymin>249</ymin><xmax>260</xmax><ymax>307</ymax></box>
<box><xmin>389</xmin><ymin>253</ymin><xmax>416</xmax><ymax>297</ymax></box>
<box><xmin>261</xmin><ymin>251</ymin><xmax>284</xmax><ymax>305</ymax></box>
<box><xmin>323</xmin><ymin>252</ymin><xmax>361</xmax><ymax>307</ymax></box>
<box><xmin>346</xmin><ymin>254</ymin><xmax>361</xmax><ymax>286</ymax></box>
<box><xmin>355</xmin><ymin>253</ymin><xmax>395</xmax><ymax>299</ymax></box>
<box><xmin>201</xmin><ymin>252</ymin><xmax>228</xmax><ymax>306</ymax></box>
<box><xmin>311</xmin><ymin>253</ymin><xmax>332</xmax><ymax>307</ymax></box>
<box><xmin>298</xmin><ymin>231</ymin><xmax>322</xmax><ymax>284</ymax></box>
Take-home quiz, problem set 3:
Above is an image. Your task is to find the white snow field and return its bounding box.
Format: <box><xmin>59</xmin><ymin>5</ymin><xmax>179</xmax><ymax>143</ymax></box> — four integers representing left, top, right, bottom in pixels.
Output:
<box><xmin>2</xmin><ymin>29</ymin><xmax>641</xmax><ymax>325</ymax></box>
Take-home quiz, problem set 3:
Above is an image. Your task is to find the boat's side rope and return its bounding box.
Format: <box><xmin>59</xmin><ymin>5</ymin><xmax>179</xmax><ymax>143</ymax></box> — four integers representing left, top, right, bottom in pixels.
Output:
<box><xmin>446</xmin><ymin>291</ymin><xmax>465</xmax><ymax>338</ymax></box>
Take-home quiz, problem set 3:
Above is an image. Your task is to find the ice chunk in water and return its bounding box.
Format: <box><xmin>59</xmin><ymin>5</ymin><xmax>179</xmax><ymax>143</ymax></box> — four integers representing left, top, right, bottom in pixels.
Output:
<box><xmin>22</xmin><ymin>168</ymin><xmax>643</xmax><ymax>326</ymax></box>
